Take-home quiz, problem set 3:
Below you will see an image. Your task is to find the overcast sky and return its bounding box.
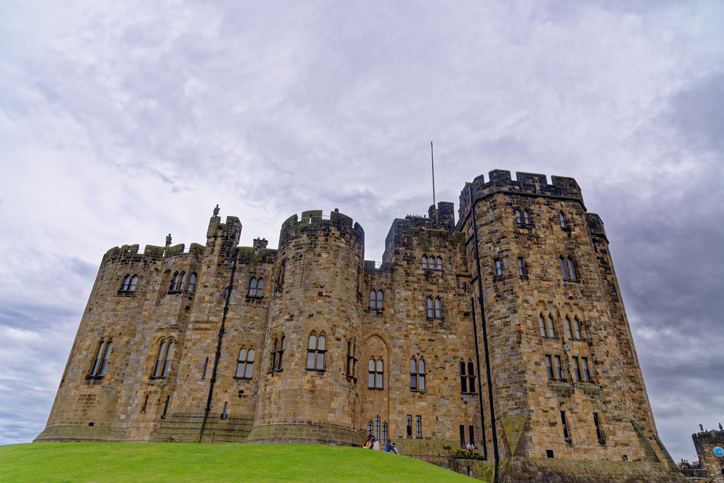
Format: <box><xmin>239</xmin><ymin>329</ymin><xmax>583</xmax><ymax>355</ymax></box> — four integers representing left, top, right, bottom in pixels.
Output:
<box><xmin>1</xmin><ymin>0</ymin><xmax>722</xmax><ymax>462</ymax></box>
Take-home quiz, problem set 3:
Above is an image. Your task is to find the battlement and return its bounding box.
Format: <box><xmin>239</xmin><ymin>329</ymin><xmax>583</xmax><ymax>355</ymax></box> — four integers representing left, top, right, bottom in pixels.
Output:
<box><xmin>459</xmin><ymin>170</ymin><xmax>584</xmax><ymax>221</ymax></box>
<box><xmin>102</xmin><ymin>242</ymin><xmax>205</xmax><ymax>265</ymax></box>
<box><xmin>279</xmin><ymin>209</ymin><xmax>364</xmax><ymax>247</ymax></box>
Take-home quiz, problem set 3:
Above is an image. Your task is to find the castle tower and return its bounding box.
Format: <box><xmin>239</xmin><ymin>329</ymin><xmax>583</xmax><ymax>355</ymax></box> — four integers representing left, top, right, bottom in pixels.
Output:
<box><xmin>245</xmin><ymin>210</ymin><xmax>365</xmax><ymax>445</ymax></box>
<box><xmin>458</xmin><ymin>170</ymin><xmax>682</xmax><ymax>481</ymax></box>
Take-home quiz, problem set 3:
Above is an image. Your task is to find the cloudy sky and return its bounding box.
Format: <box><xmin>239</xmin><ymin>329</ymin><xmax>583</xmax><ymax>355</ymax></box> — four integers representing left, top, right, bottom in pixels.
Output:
<box><xmin>1</xmin><ymin>0</ymin><xmax>723</xmax><ymax>462</ymax></box>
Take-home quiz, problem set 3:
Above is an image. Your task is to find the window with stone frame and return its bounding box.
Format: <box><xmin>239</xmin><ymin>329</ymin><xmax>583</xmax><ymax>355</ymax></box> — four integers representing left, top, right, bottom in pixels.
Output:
<box><xmin>407</xmin><ymin>415</ymin><xmax>412</xmax><ymax>438</ymax></box>
<box><xmin>370</xmin><ymin>290</ymin><xmax>383</xmax><ymax>309</ymax></box>
<box><xmin>460</xmin><ymin>361</ymin><xmax>476</xmax><ymax>394</ymax></box>
<box><xmin>169</xmin><ymin>272</ymin><xmax>180</xmax><ymax>292</ymax></box>
<box><xmin>368</xmin><ymin>359</ymin><xmax>383</xmax><ymax>389</ymax></box>
<box><xmin>416</xmin><ymin>415</ymin><xmax>422</xmax><ymax>438</ymax></box>
<box><xmin>90</xmin><ymin>340</ymin><xmax>113</xmax><ymax>377</ymax></box>
<box><xmin>573</xmin><ymin>317</ymin><xmax>583</xmax><ymax>339</ymax></box>
<box><xmin>571</xmin><ymin>356</ymin><xmax>582</xmax><ymax>381</ymax></box>
<box><xmin>410</xmin><ymin>358</ymin><xmax>426</xmax><ymax>391</ymax></box>
<box><xmin>152</xmin><ymin>338</ymin><xmax>174</xmax><ymax>378</ymax></box>
<box><xmin>436</xmin><ymin>256</ymin><xmax>443</xmax><ymax>270</ymax></box>
<box><xmin>248</xmin><ymin>277</ymin><xmax>264</xmax><ymax>297</ymax></box>
<box><xmin>427</xmin><ymin>297</ymin><xmax>442</xmax><ymax>318</ymax></box>
<box><xmin>120</xmin><ymin>275</ymin><xmax>138</xmax><ymax>292</ymax></box>
<box><xmin>270</xmin><ymin>335</ymin><xmax>285</xmax><ymax>372</ymax></box>
<box><xmin>554</xmin><ymin>355</ymin><xmax>564</xmax><ymax>380</ymax></box>
<box><xmin>518</xmin><ymin>258</ymin><xmax>525</xmax><ymax>276</ymax></box>
<box><xmin>495</xmin><ymin>259</ymin><xmax>502</xmax><ymax>276</ymax></box>
<box><xmin>187</xmin><ymin>273</ymin><xmax>197</xmax><ymax>292</ymax></box>
<box><xmin>235</xmin><ymin>348</ymin><xmax>255</xmax><ymax>379</ymax></box>
<box><xmin>345</xmin><ymin>340</ymin><xmax>357</xmax><ymax>380</ymax></box>
<box><xmin>559</xmin><ymin>256</ymin><xmax>578</xmax><ymax>281</ymax></box>
<box><xmin>422</xmin><ymin>256</ymin><xmax>428</xmax><ymax>269</ymax></box>
<box><xmin>544</xmin><ymin>355</ymin><xmax>555</xmax><ymax>380</ymax></box>
<box><xmin>546</xmin><ymin>315</ymin><xmax>556</xmax><ymax>338</ymax></box>
<box><xmin>515</xmin><ymin>208</ymin><xmax>530</xmax><ymax>225</ymax></box>
<box><xmin>559</xmin><ymin>211</ymin><xmax>567</xmax><ymax>229</ymax></box>
<box><xmin>538</xmin><ymin>315</ymin><xmax>547</xmax><ymax>337</ymax></box>
<box><xmin>581</xmin><ymin>357</ymin><xmax>592</xmax><ymax>382</ymax></box>
<box><xmin>306</xmin><ymin>332</ymin><xmax>326</xmax><ymax>371</ymax></box>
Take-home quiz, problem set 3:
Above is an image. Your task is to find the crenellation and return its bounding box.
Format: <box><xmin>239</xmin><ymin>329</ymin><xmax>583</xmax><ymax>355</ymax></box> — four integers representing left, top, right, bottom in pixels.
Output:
<box><xmin>36</xmin><ymin>172</ymin><xmax>683</xmax><ymax>483</ymax></box>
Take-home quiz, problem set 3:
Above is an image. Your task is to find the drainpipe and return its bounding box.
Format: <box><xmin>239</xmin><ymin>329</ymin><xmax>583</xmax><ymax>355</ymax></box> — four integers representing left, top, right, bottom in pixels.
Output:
<box><xmin>197</xmin><ymin>247</ymin><xmax>238</xmax><ymax>442</ymax></box>
<box><xmin>468</xmin><ymin>186</ymin><xmax>500</xmax><ymax>483</ymax></box>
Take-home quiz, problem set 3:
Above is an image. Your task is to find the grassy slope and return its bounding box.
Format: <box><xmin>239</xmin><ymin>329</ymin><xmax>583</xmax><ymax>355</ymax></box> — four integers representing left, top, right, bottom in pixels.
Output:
<box><xmin>0</xmin><ymin>443</ymin><xmax>480</xmax><ymax>483</ymax></box>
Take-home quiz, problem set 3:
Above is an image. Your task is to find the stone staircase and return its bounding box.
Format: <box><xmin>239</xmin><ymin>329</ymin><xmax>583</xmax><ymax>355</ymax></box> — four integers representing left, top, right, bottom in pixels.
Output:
<box><xmin>152</xmin><ymin>412</ymin><xmax>254</xmax><ymax>443</ymax></box>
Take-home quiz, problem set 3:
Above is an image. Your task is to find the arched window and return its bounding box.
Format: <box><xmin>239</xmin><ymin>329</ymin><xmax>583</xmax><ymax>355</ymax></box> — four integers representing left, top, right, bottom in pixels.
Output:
<box><xmin>573</xmin><ymin>317</ymin><xmax>582</xmax><ymax>339</ymax></box>
<box><xmin>546</xmin><ymin>315</ymin><xmax>556</xmax><ymax>338</ymax></box>
<box><xmin>382</xmin><ymin>422</ymin><xmax>388</xmax><ymax>445</ymax></box>
<box><xmin>170</xmin><ymin>272</ymin><xmax>180</xmax><ymax>292</ymax></box>
<box><xmin>436</xmin><ymin>257</ymin><xmax>442</xmax><ymax>270</ymax></box>
<box><xmin>152</xmin><ymin>339</ymin><xmax>174</xmax><ymax>378</ymax></box>
<box><xmin>410</xmin><ymin>359</ymin><xmax>417</xmax><ymax>390</ymax></box>
<box><xmin>559</xmin><ymin>212</ymin><xmax>567</xmax><ymax>228</ymax></box>
<box><xmin>249</xmin><ymin>277</ymin><xmax>264</xmax><ymax>297</ymax></box>
<box><xmin>187</xmin><ymin>273</ymin><xmax>196</xmax><ymax>292</ymax></box>
<box><xmin>427</xmin><ymin>297</ymin><xmax>434</xmax><ymax>318</ymax></box>
<box><xmin>121</xmin><ymin>276</ymin><xmax>131</xmax><ymax>291</ymax></box>
<box><xmin>178</xmin><ymin>272</ymin><xmax>186</xmax><ymax>291</ymax></box>
<box><xmin>368</xmin><ymin>420</ymin><xmax>373</xmax><ymax>436</ymax></box>
<box><xmin>369</xmin><ymin>359</ymin><xmax>383</xmax><ymax>389</ymax></box>
<box><xmin>375</xmin><ymin>416</ymin><xmax>381</xmax><ymax>441</ymax></box>
<box><xmin>422</xmin><ymin>256</ymin><xmax>428</xmax><ymax>269</ymax></box>
<box><xmin>434</xmin><ymin>298</ymin><xmax>441</xmax><ymax>318</ymax></box>
<box><xmin>370</xmin><ymin>290</ymin><xmax>377</xmax><ymax>308</ymax></box>
<box><xmin>410</xmin><ymin>358</ymin><xmax>426</xmax><ymax>391</ymax></box>
<box><xmin>90</xmin><ymin>340</ymin><xmax>113</xmax><ymax>377</ymax></box>
<box><xmin>129</xmin><ymin>276</ymin><xmax>138</xmax><ymax>291</ymax></box>
<box><xmin>460</xmin><ymin>361</ymin><xmax>476</xmax><ymax>393</ymax></box>
<box><xmin>306</xmin><ymin>333</ymin><xmax>326</xmax><ymax>370</ymax></box>
<box><xmin>523</xmin><ymin>210</ymin><xmax>530</xmax><ymax>224</ymax></box>
<box><xmin>515</xmin><ymin>209</ymin><xmax>522</xmax><ymax>223</ymax></box>
<box><xmin>539</xmin><ymin>315</ymin><xmax>547</xmax><ymax>337</ymax></box>
<box><xmin>565</xmin><ymin>317</ymin><xmax>573</xmax><ymax>339</ymax></box>
<box><xmin>236</xmin><ymin>348</ymin><xmax>255</xmax><ymax>379</ymax></box>
<box><xmin>375</xmin><ymin>290</ymin><xmax>383</xmax><ymax>309</ymax></box>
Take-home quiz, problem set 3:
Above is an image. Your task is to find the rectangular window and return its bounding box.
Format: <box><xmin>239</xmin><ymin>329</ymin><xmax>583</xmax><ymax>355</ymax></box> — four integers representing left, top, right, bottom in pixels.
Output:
<box><xmin>545</xmin><ymin>355</ymin><xmax>554</xmax><ymax>380</ymax></box>
<box><xmin>416</xmin><ymin>416</ymin><xmax>422</xmax><ymax>438</ymax></box>
<box><xmin>572</xmin><ymin>357</ymin><xmax>581</xmax><ymax>381</ymax></box>
<box><xmin>495</xmin><ymin>260</ymin><xmax>502</xmax><ymax>276</ymax></box>
<box><xmin>554</xmin><ymin>355</ymin><xmax>564</xmax><ymax>380</ymax></box>
<box><xmin>460</xmin><ymin>362</ymin><xmax>468</xmax><ymax>393</ymax></box>
<box><xmin>407</xmin><ymin>415</ymin><xmax>412</xmax><ymax>438</ymax></box>
<box><xmin>221</xmin><ymin>402</ymin><xmax>228</xmax><ymax>420</ymax></box>
<box><xmin>582</xmin><ymin>357</ymin><xmax>591</xmax><ymax>382</ymax></box>
<box><xmin>518</xmin><ymin>258</ymin><xmax>525</xmax><ymax>276</ymax></box>
<box><xmin>561</xmin><ymin>411</ymin><xmax>569</xmax><ymax>439</ymax></box>
<box><xmin>567</xmin><ymin>259</ymin><xmax>577</xmax><ymax>281</ymax></box>
<box><xmin>469</xmin><ymin>426</ymin><xmax>475</xmax><ymax>449</ymax></box>
<box><xmin>593</xmin><ymin>413</ymin><xmax>604</xmax><ymax>442</ymax></box>
<box><xmin>460</xmin><ymin>425</ymin><xmax>466</xmax><ymax>448</ymax></box>
<box><xmin>559</xmin><ymin>257</ymin><xmax>568</xmax><ymax>280</ymax></box>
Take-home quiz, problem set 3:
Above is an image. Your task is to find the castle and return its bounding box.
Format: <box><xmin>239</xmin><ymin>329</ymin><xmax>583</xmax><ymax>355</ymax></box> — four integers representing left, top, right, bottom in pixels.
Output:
<box><xmin>37</xmin><ymin>170</ymin><xmax>686</xmax><ymax>482</ymax></box>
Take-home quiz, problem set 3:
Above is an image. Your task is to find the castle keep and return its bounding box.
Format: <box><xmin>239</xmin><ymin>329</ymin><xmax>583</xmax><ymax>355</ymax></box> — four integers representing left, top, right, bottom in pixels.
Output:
<box><xmin>37</xmin><ymin>170</ymin><xmax>685</xmax><ymax>482</ymax></box>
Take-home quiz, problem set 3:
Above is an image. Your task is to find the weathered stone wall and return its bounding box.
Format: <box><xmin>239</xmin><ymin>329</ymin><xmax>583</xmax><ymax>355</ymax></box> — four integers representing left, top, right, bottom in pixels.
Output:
<box><xmin>694</xmin><ymin>430</ymin><xmax>724</xmax><ymax>482</ymax></box>
<box><xmin>37</xmin><ymin>170</ymin><xmax>684</xmax><ymax>482</ymax></box>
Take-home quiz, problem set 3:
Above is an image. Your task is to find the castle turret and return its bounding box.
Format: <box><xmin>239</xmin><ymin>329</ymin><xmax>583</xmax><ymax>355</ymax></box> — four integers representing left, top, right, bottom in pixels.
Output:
<box><xmin>246</xmin><ymin>210</ymin><xmax>365</xmax><ymax>445</ymax></box>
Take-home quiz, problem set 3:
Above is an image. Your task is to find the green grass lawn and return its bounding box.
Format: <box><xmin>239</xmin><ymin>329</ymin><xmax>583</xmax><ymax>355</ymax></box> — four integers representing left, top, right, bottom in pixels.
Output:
<box><xmin>0</xmin><ymin>442</ymin><xmax>480</xmax><ymax>482</ymax></box>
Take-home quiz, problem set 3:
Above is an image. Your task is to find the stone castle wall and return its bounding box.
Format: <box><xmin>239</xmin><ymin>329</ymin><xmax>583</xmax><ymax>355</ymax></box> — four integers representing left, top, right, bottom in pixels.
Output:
<box><xmin>36</xmin><ymin>170</ymin><xmax>684</xmax><ymax>482</ymax></box>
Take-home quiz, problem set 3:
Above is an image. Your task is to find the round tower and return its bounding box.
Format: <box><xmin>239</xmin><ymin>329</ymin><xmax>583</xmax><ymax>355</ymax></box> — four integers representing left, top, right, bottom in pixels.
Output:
<box><xmin>246</xmin><ymin>210</ymin><xmax>365</xmax><ymax>445</ymax></box>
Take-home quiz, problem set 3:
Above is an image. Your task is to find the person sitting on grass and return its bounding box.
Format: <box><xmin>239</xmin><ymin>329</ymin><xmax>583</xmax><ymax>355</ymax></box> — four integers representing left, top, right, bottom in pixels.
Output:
<box><xmin>384</xmin><ymin>440</ymin><xmax>399</xmax><ymax>454</ymax></box>
<box><xmin>372</xmin><ymin>437</ymin><xmax>381</xmax><ymax>450</ymax></box>
<box><xmin>364</xmin><ymin>436</ymin><xmax>373</xmax><ymax>449</ymax></box>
